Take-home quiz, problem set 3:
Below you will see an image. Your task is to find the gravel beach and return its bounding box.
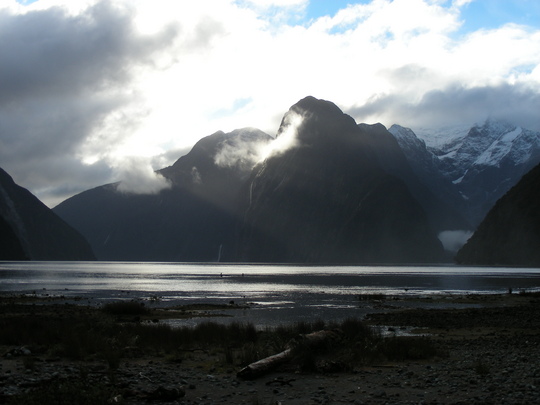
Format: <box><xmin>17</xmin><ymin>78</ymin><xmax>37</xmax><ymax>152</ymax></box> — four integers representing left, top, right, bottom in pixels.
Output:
<box><xmin>1</xmin><ymin>293</ymin><xmax>540</xmax><ymax>404</ymax></box>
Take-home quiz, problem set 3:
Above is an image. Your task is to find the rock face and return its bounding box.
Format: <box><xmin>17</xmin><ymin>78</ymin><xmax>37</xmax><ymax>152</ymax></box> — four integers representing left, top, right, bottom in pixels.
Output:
<box><xmin>455</xmin><ymin>163</ymin><xmax>540</xmax><ymax>266</ymax></box>
<box><xmin>234</xmin><ymin>96</ymin><xmax>444</xmax><ymax>263</ymax></box>
<box><xmin>0</xmin><ymin>167</ymin><xmax>95</xmax><ymax>261</ymax></box>
<box><xmin>54</xmin><ymin>129</ymin><xmax>272</xmax><ymax>261</ymax></box>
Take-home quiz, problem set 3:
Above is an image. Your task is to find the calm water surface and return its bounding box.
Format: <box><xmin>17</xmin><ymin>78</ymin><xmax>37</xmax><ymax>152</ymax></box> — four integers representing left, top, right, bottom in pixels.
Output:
<box><xmin>1</xmin><ymin>262</ymin><xmax>539</xmax><ymax>327</ymax></box>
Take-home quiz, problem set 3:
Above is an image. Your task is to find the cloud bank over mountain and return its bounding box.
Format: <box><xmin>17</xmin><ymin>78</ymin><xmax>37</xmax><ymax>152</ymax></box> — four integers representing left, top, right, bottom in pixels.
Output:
<box><xmin>350</xmin><ymin>82</ymin><xmax>540</xmax><ymax>132</ymax></box>
<box><xmin>1</xmin><ymin>0</ymin><xmax>539</xmax><ymax>206</ymax></box>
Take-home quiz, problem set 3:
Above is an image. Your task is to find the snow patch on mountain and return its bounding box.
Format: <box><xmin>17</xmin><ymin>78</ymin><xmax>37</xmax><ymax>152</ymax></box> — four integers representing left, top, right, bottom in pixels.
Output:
<box><xmin>414</xmin><ymin>125</ymin><xmax>470</xmax><ymax>151</ymax></box>
<box><xmin>474</xmin><ymin>127</ymin><xmax>522</xmax><ymax>167</ymax></box>
<box><xmin>452</xmin><ymin>175</ymin><xmax>464</xmax><ymax>185</ymax></box>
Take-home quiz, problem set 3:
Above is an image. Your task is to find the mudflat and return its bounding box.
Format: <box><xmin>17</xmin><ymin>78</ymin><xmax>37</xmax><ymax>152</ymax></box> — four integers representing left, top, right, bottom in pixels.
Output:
<box><xmin>1</xmin><ymin>292</ymin><xmax>539</xmax><ymax>404</ymax></box>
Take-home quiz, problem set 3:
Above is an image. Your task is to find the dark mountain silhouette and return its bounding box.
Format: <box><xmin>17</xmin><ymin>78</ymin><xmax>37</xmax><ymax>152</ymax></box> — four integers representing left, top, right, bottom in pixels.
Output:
<box><xmin>455</xmin><ymin>162</ymin><xmax>540</xmax><ymax>266</ymax></box>
<box><xmin>0</xmin><ymin>167</ymin><xmax>95</xmax><ymax>260</ymax></box>
<box><xmin>233</xmin><ymin>96</ymin><xmax>445</xmax><ymax>263</ymax></box>
<box><xmin>45</xmin><ymin>97</ymin><xmax>540</xmax><ymax>264</ymax></box>
<box><xmin>55</xmin><ymin>97</ymin><xmax>449</xmax><ymax>263</ymax></box>
<box><xmin>54</xmin><ymin>129</ymin><xmax>272</xmax><ymax>261</ymax></box>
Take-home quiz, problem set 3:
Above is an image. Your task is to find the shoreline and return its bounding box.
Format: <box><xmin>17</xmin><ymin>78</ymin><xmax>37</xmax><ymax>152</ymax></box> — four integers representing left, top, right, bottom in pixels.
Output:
<box><xmin>1</xmin><ymin>292</ymin><xmax>539</xmax><ymax>404</ymax></box>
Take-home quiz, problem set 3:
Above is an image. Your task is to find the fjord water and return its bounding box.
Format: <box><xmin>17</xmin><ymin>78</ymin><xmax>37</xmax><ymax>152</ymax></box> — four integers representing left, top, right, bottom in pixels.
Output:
<box><xmin>1</xmin><ymin>262</ymin><xmax>539</xmax><ymax>327</ymax></box>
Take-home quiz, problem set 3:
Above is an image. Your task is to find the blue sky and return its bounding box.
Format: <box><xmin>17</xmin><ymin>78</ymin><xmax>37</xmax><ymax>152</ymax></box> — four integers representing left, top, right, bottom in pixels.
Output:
<box><xmin>458</xmin><ymin>0</ymin><xmax>540</xmax><ymax>31</ymax></box>
<box><xmin>3</xmin><ymin>0</ymin><xmax>540</xmax><ymax>205</ymax></box>
<box><xmin>302</xmin><ymin>0</ymin><xmax>540</xmax><ymax>31</ymax></box>
<box><xmin>305</xmin><ymin>0</ymin><xmax>357</xmax><ymax>19</ymax></box>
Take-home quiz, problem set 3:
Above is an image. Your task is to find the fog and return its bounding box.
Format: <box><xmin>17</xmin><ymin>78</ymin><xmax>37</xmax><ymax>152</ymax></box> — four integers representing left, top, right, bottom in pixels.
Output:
<box><xmin>438</xmin><ymin>230</ymin><xmax>474</xmax><ymax>253</ymax></box>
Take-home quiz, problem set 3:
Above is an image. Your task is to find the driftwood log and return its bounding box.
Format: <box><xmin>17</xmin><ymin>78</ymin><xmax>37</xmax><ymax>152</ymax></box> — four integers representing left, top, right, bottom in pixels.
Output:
<box><xmin>237</xmin><ymin>329</ymin><xmax>341</xmax><ymax>379</ymax></box>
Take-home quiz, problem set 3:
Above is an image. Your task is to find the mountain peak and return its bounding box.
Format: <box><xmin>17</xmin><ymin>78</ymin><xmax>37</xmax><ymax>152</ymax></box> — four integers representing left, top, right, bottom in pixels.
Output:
<box><xmin>162</xmin><ymin>128</ymin><xmax>272</xmax><ymax>188</ymax></box>
<box><xmin>291</xmin><ymin>96</ymin><xmax>344</xmax><ymax>117</ymax></box>
<box><xmin>481</xmin><ymin>118</ymin><xmax>516</xmax><ymax>133</ymax></box>
<box><xmin>276</xmin><ymin>96</ymin><xmax>358</xmax><ymax>144</ymax></box>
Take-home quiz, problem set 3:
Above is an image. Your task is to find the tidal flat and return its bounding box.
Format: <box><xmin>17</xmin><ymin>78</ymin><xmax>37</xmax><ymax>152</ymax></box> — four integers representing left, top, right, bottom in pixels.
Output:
<box><xmin>1</xmin><ymin>292</ymin><xmax>540</xmax><ymax>404</ymax></box>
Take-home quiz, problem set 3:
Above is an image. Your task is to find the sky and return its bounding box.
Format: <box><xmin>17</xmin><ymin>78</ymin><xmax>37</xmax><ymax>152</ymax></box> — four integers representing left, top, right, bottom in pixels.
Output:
<box><xmin>1</xmin><ymin>0</ymin><xmax>539</xmax><ymax>207</ymax></box>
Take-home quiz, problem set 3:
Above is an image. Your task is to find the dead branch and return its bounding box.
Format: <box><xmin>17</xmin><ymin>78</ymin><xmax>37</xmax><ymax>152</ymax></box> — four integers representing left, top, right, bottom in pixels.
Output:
<box><xmin>237</xmin><ymin>329</ymin><xmax>341</xmax><ymax>379</ymax></box>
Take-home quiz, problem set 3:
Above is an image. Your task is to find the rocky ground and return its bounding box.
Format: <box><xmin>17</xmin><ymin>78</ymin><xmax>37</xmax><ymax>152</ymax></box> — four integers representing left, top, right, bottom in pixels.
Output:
<box><xmin>1</xmin><ymin>293</ymin><xmax>540</xmax><ymax>404</ymax></box>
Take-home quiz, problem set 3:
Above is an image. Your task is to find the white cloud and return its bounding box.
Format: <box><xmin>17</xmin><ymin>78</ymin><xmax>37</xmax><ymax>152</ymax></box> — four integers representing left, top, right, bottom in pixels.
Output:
<box><xmin>213</xmin><ymin>128</ymin><xmax>272</xmax><ymax>171</ymax></box>
<box><xmin>240</xmin><ymin>0</ymin><xmax>306</xmax><ymax>8</ymax></box>
<box><xmin>1</xmin><ymin>0</ymin><xmax>539</xmax><ymax>206</ymax></box>
<box><xmin>190</xmin><ymin>166</ymin><xmax>202</xmax><ymax>185</ymax></box>
<box><xmin>260</xmin><ymin>111</ymin><xmax>304</xmax><ymax>161</ymax></box>
<box><xmin>451</xmin><ymin>0</ymin><xmax>473</xmax><ymax>8</ymax></box>
<box><xmin>115</xmin><ymin>156</ymin><xmax>172</xmax><ymax>194</ymax></box>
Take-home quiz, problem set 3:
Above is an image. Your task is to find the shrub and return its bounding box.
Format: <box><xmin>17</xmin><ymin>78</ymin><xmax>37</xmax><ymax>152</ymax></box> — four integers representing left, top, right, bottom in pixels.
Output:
<box><xmin>101</xmin><ymin>300</ymin><xmax>149</xmax><ymax>316</ymax></box>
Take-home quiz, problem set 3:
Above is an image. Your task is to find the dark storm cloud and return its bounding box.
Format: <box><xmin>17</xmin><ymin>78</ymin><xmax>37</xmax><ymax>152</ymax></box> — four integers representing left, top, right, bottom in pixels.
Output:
<box><xmin>349</xmin><ymin>83</ymin><xmax>540</xmax><ymax>131</ymax></box>
<box><xmin>0</xmin><ymin>2</ymin><xmax>179</xmax><ymax>205</ymax></box>
<box><xmin>0</xmin><ymin>3</ymin><xmax>178</xmax><ymax>104</ymax></box>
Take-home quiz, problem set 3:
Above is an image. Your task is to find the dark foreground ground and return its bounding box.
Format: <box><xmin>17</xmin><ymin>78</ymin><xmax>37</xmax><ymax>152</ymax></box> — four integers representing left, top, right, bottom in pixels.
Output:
<box><xmin>1</xmin><ymin>292</ymin><xmax>540</xmax><ymax>404</ymax></box>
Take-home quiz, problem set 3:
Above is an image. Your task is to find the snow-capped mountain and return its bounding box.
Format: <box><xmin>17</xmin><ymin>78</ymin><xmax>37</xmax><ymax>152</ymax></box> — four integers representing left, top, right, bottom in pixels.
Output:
<box><xmin>414</xmin><ymin>125</ymin><xmax>471</xmax><ymax>152</ymax></box>
<box><xmin>390</xmin><ymin>120</ymin><xmax>540</xmax><ymax>226</ymax></box>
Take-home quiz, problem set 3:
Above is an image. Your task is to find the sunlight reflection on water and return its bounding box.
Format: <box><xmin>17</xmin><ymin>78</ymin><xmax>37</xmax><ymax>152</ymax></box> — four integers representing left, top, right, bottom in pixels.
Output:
<box><xmin>1</xmin><ymin>261</ymin><xmax>539</xmax><ymax>327</ymax></box>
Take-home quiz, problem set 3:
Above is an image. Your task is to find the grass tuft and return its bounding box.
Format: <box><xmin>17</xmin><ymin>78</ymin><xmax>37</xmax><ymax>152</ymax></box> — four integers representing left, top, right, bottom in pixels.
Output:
<box><xmin>101</xmin><ymin>300</ymin><xmax>149</xmax><ymax>316</ymax></box>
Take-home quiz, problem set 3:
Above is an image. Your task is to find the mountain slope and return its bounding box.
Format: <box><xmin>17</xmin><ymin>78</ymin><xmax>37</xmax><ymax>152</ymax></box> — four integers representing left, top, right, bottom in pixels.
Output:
<box><xmin>235</xmin><ymin>96</ymin><xmax>444</xmax><ymax>263</ymax></box>
<box><xmin>377</xmin><ymin>124</ymin><xmax>470</xmax><ymax>233</ymax></box>
<box><xmin>54</xmin><ymin>129</ymin><xmax>272</xmax><ymax>261</ymax></box>
<box><xmin>0</xmin><ymin>167</ymin><xmax>95</xmax><ymax>260</ymax></box>
<box><xmin>455</xmin><ymin>162</ymin><xmax>540</xmax><ymax>266</ymax></box>
<box><xmin>0</xmin><ymin>215</ymin><xmax>27</xmax><ymax>260</ymax></box>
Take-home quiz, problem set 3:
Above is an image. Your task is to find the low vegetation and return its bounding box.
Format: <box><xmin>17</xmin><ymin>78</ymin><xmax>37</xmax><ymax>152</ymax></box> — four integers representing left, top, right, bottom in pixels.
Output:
<box><xmin>0</xmin><ymin>296</ymin><xmax>444</xmax><ymax>404</ymax></box>
<box><xmin>101</xmin><ymin>300</ymin><xmax>150</xmax><ymax>316</ymax></box>
<box><xmin>0</xmin><ymin>299</ymin><xmax>441</xmax><ymax>369</ymax></box>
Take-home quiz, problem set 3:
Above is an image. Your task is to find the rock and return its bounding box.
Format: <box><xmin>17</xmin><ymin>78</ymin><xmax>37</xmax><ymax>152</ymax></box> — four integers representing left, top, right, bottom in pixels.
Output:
<box><xmin>4</xmin><ymin>347</ymin><xmax>31</xmax><ymax>357</ymax></box>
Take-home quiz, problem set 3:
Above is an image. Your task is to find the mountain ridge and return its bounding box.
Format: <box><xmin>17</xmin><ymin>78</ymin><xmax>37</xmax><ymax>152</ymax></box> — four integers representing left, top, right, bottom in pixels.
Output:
<box><xmin>55</xmin><ymin>96</ymin><xmax>447</xmax><ymax>263</ymax></box>
<box><xmin>52</xmin><ymin>96</ymin><xmax>540</xmax><ymax>263</ymax></box>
